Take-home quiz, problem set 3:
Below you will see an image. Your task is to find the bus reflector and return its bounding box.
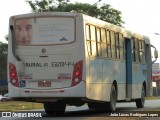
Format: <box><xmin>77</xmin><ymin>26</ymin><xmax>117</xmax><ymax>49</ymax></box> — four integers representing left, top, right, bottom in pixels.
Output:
<box><xmin>10</xmin><ymin>64</ymin><xmax>15</xmax><ymax>71</ymax></box>
<box><xmin>9</xmin><ymin>63</ymin><xmax>19</xmax><ymax>87</ymax></box>
<box><xmin>59</xmin><ymin>90</ymin><xmax>65</xmax><ymax>93</ymax></box>
<box><xmin>71</xmin><ymin>60</ymin><xmax>83</xmax><ymax>86</ymax></box>
<box><xmin>25</xmin><ymin>90</ymin><xmax>30</xmax><ymax>93</ymax></box>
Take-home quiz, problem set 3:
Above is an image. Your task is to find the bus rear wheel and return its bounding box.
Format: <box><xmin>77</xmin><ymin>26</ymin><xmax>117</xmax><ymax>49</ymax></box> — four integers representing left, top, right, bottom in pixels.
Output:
<box><xmin>136</xmin><ymin>86</ymin><xmax>145</xmax><ymax>108</ymax></box>
<box><xmin>88</xmin><ymin>85</ymin><xmax>117</xmax><ymax>112</ymax></box>
<box><xmin>106</xmin><ymin>85</ymin><xmax>117</xmax><ymax>112</ymax></box>
<box><xmin>44</xmin><ymin>101</ymin><xmax>66</xmax><ymax>114</ymax></box>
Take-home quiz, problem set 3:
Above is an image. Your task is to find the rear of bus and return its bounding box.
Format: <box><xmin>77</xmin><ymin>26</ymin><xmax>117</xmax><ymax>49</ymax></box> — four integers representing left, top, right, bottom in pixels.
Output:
<box><xmin>8</xmin><ymin>12</ymin><xmax>86</xmax><ymax>102</ymax></box>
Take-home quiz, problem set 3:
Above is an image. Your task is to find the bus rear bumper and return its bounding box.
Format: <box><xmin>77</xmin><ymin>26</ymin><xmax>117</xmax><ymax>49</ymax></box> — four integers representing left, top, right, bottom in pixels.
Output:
<box><xmin>17</xmin><ymin>81</ymin><xmax>86</xmax><ymax>99</ymax></box>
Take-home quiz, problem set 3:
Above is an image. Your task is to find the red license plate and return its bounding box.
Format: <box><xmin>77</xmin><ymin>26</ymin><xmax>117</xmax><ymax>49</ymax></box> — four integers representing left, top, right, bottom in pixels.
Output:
<box><xmin>38</xmin><ymin>82</ymin><xmax>51</xmax><ymax>87</ymax></box>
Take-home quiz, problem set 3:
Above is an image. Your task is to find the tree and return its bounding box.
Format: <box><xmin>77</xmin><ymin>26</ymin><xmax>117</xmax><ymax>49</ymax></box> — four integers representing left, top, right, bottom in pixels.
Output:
<box><xmin>0</xmin><ymin>42</ymin><xmax>8</xmax><ymax>79</ymax></box>
<box><xmin>0</xmin><ymin>42</ymin><xmax>8</xmax><ymax>54</ymax></box>
<box><xmin>26</xmin><ymin>0</ymin><xmax>124</xmax><ymax>27</ymax></box>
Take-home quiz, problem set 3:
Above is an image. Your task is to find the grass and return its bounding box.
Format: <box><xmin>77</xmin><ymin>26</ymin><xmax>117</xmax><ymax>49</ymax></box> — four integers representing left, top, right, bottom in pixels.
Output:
<box><xmin>0</xmin><ymin>101</ymin><xmax>43</xmax><ymax>112</ymax></box>
<box><xmin>145</xmin><ymin>96</ymin><xmax>160</xmax><ymax>100</ymax></box>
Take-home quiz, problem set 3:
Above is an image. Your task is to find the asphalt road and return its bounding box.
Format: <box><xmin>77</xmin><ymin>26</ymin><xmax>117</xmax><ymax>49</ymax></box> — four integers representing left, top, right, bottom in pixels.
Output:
<box><xmin>0</xmin><ymin>99</ymin><xmax>160</xmax><ymax>120</ymax></box>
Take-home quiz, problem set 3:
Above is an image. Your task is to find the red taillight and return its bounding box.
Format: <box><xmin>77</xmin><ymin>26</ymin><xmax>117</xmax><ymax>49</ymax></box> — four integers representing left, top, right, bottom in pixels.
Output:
<box><xmin>10</xmin><ymin>72</ymin><xmax>16</xmax><ymax>77</ymax></box>
<box><xmin>75</xmin><ymin>71</ymin><xmax>81</xmax><ymax>76</ymax></box>
<box><xmin>72</xmin><ymin>60</ymin><xmax>83</xmax><ymax>87</ymax></box>
<box><xmin>9</xmin><ymin>63</ymin><xmax>19</xmax><ymax>87</ymax></box>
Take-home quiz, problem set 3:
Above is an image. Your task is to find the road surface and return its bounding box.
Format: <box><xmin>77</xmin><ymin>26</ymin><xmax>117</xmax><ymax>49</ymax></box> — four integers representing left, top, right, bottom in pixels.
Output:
<box><xmin>0</xmin><ymin>99</ymin><xmax>160</xmax><ymax>120</ymax></box>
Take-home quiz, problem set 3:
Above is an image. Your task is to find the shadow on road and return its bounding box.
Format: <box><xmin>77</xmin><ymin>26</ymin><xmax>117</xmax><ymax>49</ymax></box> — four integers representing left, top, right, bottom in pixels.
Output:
<box><xmin>42</xmin><ymin>107</ymin><xmax>146</xmax><ymax>117</ymax></box>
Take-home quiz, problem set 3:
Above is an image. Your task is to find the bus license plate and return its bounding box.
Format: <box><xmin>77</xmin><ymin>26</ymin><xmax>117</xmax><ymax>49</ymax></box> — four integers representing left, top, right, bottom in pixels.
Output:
<box><xmin>38</xmin><ymin>82</ymin><xmax>51</xmax><ymax>87</ymax></box>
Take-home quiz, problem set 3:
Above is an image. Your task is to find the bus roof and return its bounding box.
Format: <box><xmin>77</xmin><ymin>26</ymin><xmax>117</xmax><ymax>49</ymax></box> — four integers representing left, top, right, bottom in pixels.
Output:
<box><xmin>82</xmin><ymin>13</ymin><xmax>150</xmax><ymax>44</ymax></box>
<box><xmin>10</xmin><ymin>12</ymin><xmax>78</xmax><ymax>18</ymax></box>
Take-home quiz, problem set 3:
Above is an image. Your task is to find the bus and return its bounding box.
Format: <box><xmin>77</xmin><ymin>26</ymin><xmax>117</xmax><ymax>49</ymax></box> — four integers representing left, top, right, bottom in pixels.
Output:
<box><xmin>8</xmin><ymin>12</ymin><xmax>158</xmax><ymax>113</ymax></box>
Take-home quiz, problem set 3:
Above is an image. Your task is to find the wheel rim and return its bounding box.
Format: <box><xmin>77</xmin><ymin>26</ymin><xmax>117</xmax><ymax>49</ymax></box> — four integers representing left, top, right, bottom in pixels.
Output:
<box><xmin>110</xmin><ymin>86</ymin><xmax>117</xmax><ymax>110</ymax></box>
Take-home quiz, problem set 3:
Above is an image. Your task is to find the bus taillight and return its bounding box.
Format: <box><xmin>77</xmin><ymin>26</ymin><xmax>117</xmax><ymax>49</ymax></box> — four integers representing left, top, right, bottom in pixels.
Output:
<box><xmin>75</xmin><ymin>71</ymin><xmax>81</xmax><ymax>76</ymax></box>
<box><xmin>72</xmin><ymin>60</ymin><xmax>83</xmax><ymax>87</ymax></box>
<box><xmin>9</xmin><ymin>63</ymin><xmax>19</xmax><ymax>87</ymax></box>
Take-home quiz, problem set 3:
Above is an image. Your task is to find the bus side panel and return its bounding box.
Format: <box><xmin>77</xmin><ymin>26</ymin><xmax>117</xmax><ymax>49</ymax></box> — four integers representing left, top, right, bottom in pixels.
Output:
<box><xmin>102</xmin><ymin>60</ymin><xmax>126</xmax><ymax>101</ymax></box>
<box><xmin>86</xmin><ymin>58</ymin><xmax>126</xmax><ymax>102</ymax></box>
<box><xmin>116</xmin><ymin>61</ymin><xmax>126</xmax><ymax>101</ymax></box>
<box><xmin>132</xmin><ymin>63</ymin><xmax>147</xmax><ymax>99</ymax></box>
<box><xmin>132</xmin><ymin>84</ymin><xmax>142</xmax><ymax>99</ymax></box>
<box><xmin>87</xmin><ymin>58</ymin><xmax>103</xmax><ymax>101</ymax></box>
<box><xmin>132</xmin><ymin>63</ymin><xmax>141</xmax><ymax>99</ymax></box>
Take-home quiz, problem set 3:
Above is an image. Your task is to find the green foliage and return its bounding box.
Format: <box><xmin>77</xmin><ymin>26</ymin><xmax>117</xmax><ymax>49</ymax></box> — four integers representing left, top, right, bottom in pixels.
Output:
<box><xmin>0</xmin><ymin>101</ymin><xmax>43</xmax><ymax>111</ymax></box>
<box><xmin>0</xmin><ymin>42</ymin><xmax>8</xmax><ymax>54</ymax></box>
<box><xmin>0</xmin><ymin>42</ymin><xmax>8</xmax><ymax>79</ymax></box>
<box><xmin>26</xmin><ymin>0</ymin><xmax>124</xmax><ymax>27</ymax></box>
<box><xmin>0</xmin><ymin>54</ymin><xmax>7</xmax><ymax>79</ymax></box>
<box><xmin>99</xmin><ymin>4</ymin><xmax>124</xmax><ymax>27</ymax></box>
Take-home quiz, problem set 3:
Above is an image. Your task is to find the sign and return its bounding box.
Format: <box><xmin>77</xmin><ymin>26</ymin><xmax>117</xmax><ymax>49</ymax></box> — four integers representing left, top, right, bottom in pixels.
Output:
<box><xmin>152</xmin><ymin>70</ymin><xmax>160</xmax><ymax>76</ymax></box>
<box><xmin>152</xmin><ymin>76</ymin><xmax>160</xmax><ymax>80</ymax></box>
<box><xmin>19</xmin><ymin>80</ymin><xmax>26</xmax><ymax>88</ymax></box>
<box><xmin>152</xmin><ymin>82</ymin><xmax>157</xmax><ymax>87</ymax></box>
<box><xmin>58</xmin><ymin>73</ymin><xmax>71</xmax><ymax>79</ymax></box>
<box><xmin>152</xmin><ymin>63</ymin><xmax>160</xmax><ymax>80</ymax></box>
<box><xmin>152</xmin><ymin>63</ymin><xmax>159</xmax><ymax>70</ymax></box>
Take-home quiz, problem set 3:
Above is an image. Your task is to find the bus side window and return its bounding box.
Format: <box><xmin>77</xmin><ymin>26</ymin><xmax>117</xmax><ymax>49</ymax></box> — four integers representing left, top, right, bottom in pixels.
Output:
<box><xmin>139</xmin><ymin>40</ymin><xmax>146</xmax><ymax>64</ymax></box>
<box><xmin>135</xmin><ymin>39</ymin><xmax>140</xmax><ymax>63</ymax></box>
<box><xmin>115</xmin><ymin>33</ymin><xmax>120</xmax><ymax>59</ymax></box>
<box><xmin>115</xmin><ymin>33</ymin><xmax>124</xmax><ymax>60</ymax></box>
<box><xmin>97</xmin><ymin>28</ymin><xmax>102</xmax><ymax>58</ymax></box>
<box><xmin>132</xmin><ymin>38</ymin><xmax>139</xmax><ymax>63</ymax></box>
<box><xmin>90</xmin><ymin>25</ymin><xmax>97</xmax><ymax>57</ymax></box>
<box><xmin>119</xmin><ymin>33</ymin><xmax>124</xmax><ymax>60</ymax></box>
<box><xmin>110</xmin><ymin>31</ymin><xmax>116</xmax><ymax>59</ymax></box>
<box><xmin>101</xmin><ymin>28</ymin><xmax>107</xmax><ymax>58</ymax></box>
<box><xmin>142</xmin><ymin>41</ymin><xmax>146</xmax><ymax>63</ymax></box>
<box><xmin>132</xmin><ymin>38</ymin><xmax>136</xmax><ymax>62</ymax></box>
<box><xmin>86</xmin><ymin>25</ymin><xmax>91</xmax><ymax>56</ymax></box>
<box><xmin>107</xmin><ymin>31</ymin><xmax>111</xmax><ymax>58</ymax></box>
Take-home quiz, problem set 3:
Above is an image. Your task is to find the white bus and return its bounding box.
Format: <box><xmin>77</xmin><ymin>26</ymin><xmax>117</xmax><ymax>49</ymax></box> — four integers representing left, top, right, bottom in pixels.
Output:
<box><xmin>8</xmin><ymin>12</ymin><xmax>158</xmax><ymax>114</ymax></box>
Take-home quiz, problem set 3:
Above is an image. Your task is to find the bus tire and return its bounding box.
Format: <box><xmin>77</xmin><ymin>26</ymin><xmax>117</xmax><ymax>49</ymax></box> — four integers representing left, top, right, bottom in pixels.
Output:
<box><xmin>44</xmin><ymin>102</ymin><xmax>55</xmax><ymax>114</ymax></box>
<box><xmin>55</xmin><ymin>101</ymin><xmax>66</xmax><ymax>114</ymax></box>
<box><xmin>88</xmin><ymin>102</ymin><xmax>105</xmax><ymax>112</ymax></box>
<box><xmin>106</xmin><ymin>85</ymin><xmax>117</xmax><ymax>112</ymax></box>
<box><xmin>88</xmin><ymin>102</ymin><xmax>95</xmax><ymax>110</ymax></box>
<box><xmin>136</xmin><ymin>86</ymin><xmax>145</xmax><ymax>108</ymax></box>
<box><xmin>44</xmin><ymin>101</ymin><xmax>66</xmax><ymax>114</ymax></box>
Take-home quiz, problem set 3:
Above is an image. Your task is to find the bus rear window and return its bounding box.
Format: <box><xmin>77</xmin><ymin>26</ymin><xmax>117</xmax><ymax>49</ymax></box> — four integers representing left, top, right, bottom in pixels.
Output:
<box><xmin>15</xmin><ymin>17</ymin><xmax>75</xmax><ymax>45</ymax></box>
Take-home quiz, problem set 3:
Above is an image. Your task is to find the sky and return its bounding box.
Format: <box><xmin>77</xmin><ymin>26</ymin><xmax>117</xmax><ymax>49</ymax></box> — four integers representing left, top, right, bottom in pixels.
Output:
<box><xmin>1</xmin><ymin>0</ymin><xmax>160</xmax><ymax>62</ymax></box>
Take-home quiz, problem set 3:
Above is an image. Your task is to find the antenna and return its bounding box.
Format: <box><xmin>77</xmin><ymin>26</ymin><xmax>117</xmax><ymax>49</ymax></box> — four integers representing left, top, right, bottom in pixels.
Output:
<box><xmin>94</xmin><ymin>0</ymin><xmax>102</xmax><ymax>5</ymax></box>
<box><xmin>87</xmin><ymin>0</ymin><xmax>102</xmax><ymax>13</ymax></box>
